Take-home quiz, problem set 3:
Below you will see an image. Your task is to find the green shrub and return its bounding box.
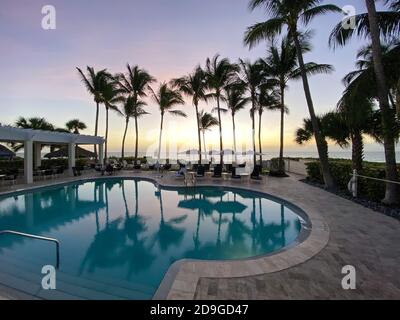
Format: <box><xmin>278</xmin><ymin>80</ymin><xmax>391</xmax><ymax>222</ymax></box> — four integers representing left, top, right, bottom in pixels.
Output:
<box><xmin>305</xmin><ymin>159</ymin><xmax>388</xmax><ymax>202</ymax></box>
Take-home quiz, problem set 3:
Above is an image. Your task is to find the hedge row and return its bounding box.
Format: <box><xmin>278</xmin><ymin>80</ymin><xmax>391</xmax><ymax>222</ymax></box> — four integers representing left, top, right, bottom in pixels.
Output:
<box><xmin>305</xmin><ymin>159</ymin><xmax>388</xmax><ymax>202</ymax></box>
<box><xmin>0</xmin><ymin>158</ymin><xmax>89</xmax><ymax>172</ymax></box>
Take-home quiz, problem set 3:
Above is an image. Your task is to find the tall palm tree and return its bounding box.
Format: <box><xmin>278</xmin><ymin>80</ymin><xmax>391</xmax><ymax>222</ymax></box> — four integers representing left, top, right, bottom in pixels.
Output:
<box><xmin>330</xmin><ymin>1</ymin><xmax>400</xmax><ymax>203</ymax></box>
<box><xmin>150</xmin><ymin>83</ymin><xmax>186</xmax><ymax>172</ymax></box>
<box><xmin>199</xmin><ymin>110</ymin><xmax>219</xmax><ymax>161</ymax></box>
<box><xmin>257</xmin><ymin>82</ymin><xmax>281</xmax><ymax>165</ymax></box>
<box><xmin>223</xmin><ymin>81</ymin><xmax>250</xmax><ymax>163</ymax></box>
<box><xmin>205</xmin><ymin>55</ymin><xmax>239</xmax><ymax>165</ymax></box>
<box><xmin>120</xmin><ymin>96</ymin><xmax>148</xmax><ymax>160</ymax></box>
<box><xmin>172</xmin><ymin>66</ymin><xmax>208</xmax><ymax>164</ymax></box>
<box><xmin>244</xmin><ymin>0</ymin><xmax>342</xmax><ymax>189</ymax></box>
<box><xmin>65</xmin><ymin>119</ymin><xmax>87</xmax><ymax>134</ymax></box>
<box><xmin>76</xmin><ymin>67</ymin><xmax>109</xmax><ymax>160</ymax></box>
<box><xmin>260</xmin><ymin>35</ymin><xmax>334</xmax><ymax>172</ymax></box>
<box><xmin>115</xmin><ymin>65</ymin><xmax>155</xmax><ymax>161</ymax></box>
<box><xmin>238</xmin><ymin>59</ymin><xmax>265</xmax><ymax>168</ymax></box>
<box><xmin>101</xmin><ymin>79</ymin><xmax>124</xmax><ymax>160</ymax></box>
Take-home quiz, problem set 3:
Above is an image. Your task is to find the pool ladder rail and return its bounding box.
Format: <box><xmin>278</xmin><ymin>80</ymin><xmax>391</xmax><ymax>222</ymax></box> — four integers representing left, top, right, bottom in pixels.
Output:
<box><xmin>0</xmin><ymin>230</ymin><xmax>60</xmax><ymax>269</ymax></box>
<box><xmin>184</xmin><ymin>172</ymin><xmax>197</xmax><ymax>187</ymax></box>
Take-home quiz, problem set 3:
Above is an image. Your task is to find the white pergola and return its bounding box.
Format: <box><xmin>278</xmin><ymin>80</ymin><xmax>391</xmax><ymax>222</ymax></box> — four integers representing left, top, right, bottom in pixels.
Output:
<box><xmin>0</xmin><ymin>125</ymin><xmax>105</xmax><ymax>184</ymax></box>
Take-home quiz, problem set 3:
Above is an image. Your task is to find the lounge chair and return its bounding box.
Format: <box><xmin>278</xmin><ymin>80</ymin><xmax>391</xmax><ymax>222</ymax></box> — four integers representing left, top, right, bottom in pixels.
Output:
<box><xmin>134</xmin><ymin>160</ymin><xmax>142</xmax><ymax>170</ymax></box>
<box><xmin>105</xmin><ymin>164</ymin><xmax>114</xmax><ymax>176</ymax></box>
<box><xmin>212</xmin><ymin>165</ymin><xmax>222</xmax><ymax>178</ymax></box>
<box><xmin>251</xmin><ymin>165</ymin><xmax>263</xmax><ymax>181</ymax></box>
<box><xmin>231</xmin><ymin>167</ymin><xmax>241</xmax><ymax>180</ymax></box>
<box><xmin>196</xmin><ymin>165</ymin><xmax>205</xmax><ymax>177</ymax></box>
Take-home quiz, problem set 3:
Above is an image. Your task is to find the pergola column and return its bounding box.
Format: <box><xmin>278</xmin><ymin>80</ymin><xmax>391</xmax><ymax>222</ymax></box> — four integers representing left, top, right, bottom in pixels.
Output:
<box><xmin>24</xmin><ymin>139</ymin><xmax>33</xmax><ymax>184</ymax></box>
<box><xmin>68</xmin><ymin>143</ymin><xmax>76</xmax><ymax>176</ymax></box>
<box><xmin>98</xmin><ymin>143</ymin><xmax>104</xmax><ymax>165</ymax></box>
<box><xmin>34</xmin><ymin>143</ymin><xmax>41</xmax><ymax>169</ymax></box>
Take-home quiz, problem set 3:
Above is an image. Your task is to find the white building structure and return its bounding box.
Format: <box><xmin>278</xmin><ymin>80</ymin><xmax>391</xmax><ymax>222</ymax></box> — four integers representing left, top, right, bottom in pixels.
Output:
<box><xmin>0</xmin><ymin>125</ymin><xmax>105</xmax><ymax>184</ymax></box>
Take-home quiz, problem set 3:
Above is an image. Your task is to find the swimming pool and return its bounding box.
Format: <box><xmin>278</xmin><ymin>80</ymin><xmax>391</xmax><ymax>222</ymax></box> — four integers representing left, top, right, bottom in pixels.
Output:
<box><xmin>0</xmin><ymin>178</ymin><xmax>307</xmax><ymax>299</ymax></box>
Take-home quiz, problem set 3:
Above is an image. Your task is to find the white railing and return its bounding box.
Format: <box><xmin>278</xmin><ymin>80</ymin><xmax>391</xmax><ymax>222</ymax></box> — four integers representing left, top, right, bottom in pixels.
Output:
<box><xmin>348</xmin><ymin>169</ymin><xmax>400</xmax><ymax>197</ymax></box>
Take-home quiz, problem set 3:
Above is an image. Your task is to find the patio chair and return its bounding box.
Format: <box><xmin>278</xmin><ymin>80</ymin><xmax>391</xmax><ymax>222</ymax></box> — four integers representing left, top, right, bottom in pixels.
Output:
<box><xmin>212</xmin><ymin>165</ymin><xmax>222</xmax><ymax>178</ymax></box>
<box><xmin>251</xmin><ymin>165</ymin><xmax>263</xmax><ymax>181</ymax></box>
<box><xmin>4</xmin><ymin>170</ymin><xmax>18</xmax><ymax>185</ymax></box>
<box><xmin>72</xmin><ymin>167</ymin><xmax>82</xmax><ymax>177</ymax></box>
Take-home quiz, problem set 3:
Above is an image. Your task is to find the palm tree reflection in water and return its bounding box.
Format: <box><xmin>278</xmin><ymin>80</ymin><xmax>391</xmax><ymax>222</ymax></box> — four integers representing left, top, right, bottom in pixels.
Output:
<box><xmin>78</xmin><ymin>181</ymin><xmax>300</xmax><ymax>289</ymax></box>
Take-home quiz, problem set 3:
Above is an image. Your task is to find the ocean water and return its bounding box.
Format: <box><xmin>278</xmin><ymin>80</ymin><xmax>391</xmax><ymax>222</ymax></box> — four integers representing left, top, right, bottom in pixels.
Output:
<box><xmin>107</xmin><ymin>151</ymin><xmax>389</xmax><ymax>163</ymax></box>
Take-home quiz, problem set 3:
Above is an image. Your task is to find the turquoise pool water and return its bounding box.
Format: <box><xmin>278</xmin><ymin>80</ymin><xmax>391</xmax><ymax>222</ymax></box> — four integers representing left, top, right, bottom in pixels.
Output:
<box><xmin>0</xmin><ymin>178</ymin><xmax>303</xmax><ymax>299</ymax></box>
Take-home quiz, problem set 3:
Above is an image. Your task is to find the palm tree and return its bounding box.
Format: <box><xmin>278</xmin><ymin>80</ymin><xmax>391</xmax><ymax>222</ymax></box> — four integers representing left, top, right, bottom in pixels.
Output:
<box><xmin>260</xmin><ymin>35</ymin><xmax>334</xmax><ymax>172</ymax></box>
<box><xmin>65</xmin><ymin>119</ymin><xmax>87</xmax><ymax>134</ymax></box>
<box><xmin>329</xmin><ymin>1</ymin><xmax>400</xmax><ymax>203</ymax></box>
<box><xmin>172</xmin><ymin>66</ymin><xmax>208</xmax><ymax>164</ymax></box>
<box><xmin>205</xmin><ymin>55</ymin><xmax>239</xmax><ymax>165</ymax></box>
<box><xmin>115</xmin><ymin>65</ymin><xmax>155</xmax><ymax>161</ymax></box>
<box><xmin>295</xmin><ymin>112</ymin><xmax>349</xmax><ymax>161</ymax></box>
<box><xmin>76</xmin><ymin>67</ymin><xmax>109</xmax><ymax>160</ymax></box>
<box><xmin>199</xmin><ymin>110</ymin><xmax>219</xmax><ymax>161</ymax></box>
<box><xmin>150</xmin><ymin>83</ymin><xmax>186</xmax><ymax>172</ymax></box>
<box><xmin>223</xmin><ymin>81</ymin><xmax>250</xmax><ymax>163</ymax></box>
<box><xmin>337</xmin><ymin>96</ymin><xmax>376</xmax><ymax>172</ymax></box>
<box><xmin>257</xmin><ymin>82</ymin><xmax>281</xmax><ymax>165</ymax></box>
<box><xmin>244</xmin><ymin>0</ymin><xmax>342</xmax><ymax>189</ymax></box>
<box><xmin>120</xmin><ymin>96</ymin><xmax>148</xmax><ymax>160</ymax></box>
<box><xmin>101</xmin><ymin>79</ymin><xmax>124</xmax><ymax>160</ymax></box>
<box><xmin>238</xmin><ymin>59</ymin><xmax>265</xmax><ymax>168</ymax></box>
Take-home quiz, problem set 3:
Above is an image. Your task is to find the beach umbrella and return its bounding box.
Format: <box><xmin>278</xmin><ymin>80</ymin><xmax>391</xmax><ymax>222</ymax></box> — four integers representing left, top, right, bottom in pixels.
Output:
<box><xmin>178</xmin><ymin>149</ymin><xmax>200</xmax><ymax>155</ymax></box>
<box><xmin>0</xmin><ymin>144</ymin><xmax>16</xmax><ymax>159</ymax></box>
<box><xmin>222</xmin><ymin>149</ymin><xmax>235</xmax><ymax>155</ymax></box>
<box><xmin>213</xmin><ymin>201</ymin><xmax>247</xmax><ymax>214</ymax></box>
<box><xmin>44</xmin><ymin>146</ymin><xmax>95</xmax><ymax>159</ymax></box>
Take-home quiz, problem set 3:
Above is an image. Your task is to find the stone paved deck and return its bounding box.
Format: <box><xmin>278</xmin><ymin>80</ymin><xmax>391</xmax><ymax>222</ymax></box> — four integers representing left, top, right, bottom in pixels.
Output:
<box><xmin>0</xmin><ymin>170</ymin><xmax>399</xmax><ymax>300</ymax></box>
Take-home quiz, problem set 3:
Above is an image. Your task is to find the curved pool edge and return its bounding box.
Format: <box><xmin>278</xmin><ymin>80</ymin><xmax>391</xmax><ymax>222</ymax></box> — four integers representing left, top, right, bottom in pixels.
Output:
<box><xmin>151</xmin><ymin>182</ymin><xmax>329</xmax><ymax>300</ymax></box>
<box><xmin>0</xmin><ymin>174</ymin><xmax>330</xmax><ymax>300</ymax></box>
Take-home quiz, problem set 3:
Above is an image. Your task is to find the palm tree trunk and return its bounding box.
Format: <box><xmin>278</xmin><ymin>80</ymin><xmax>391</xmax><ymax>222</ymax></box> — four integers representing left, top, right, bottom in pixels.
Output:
<box><xmin>293</xmin><ymin>33</ymin><xmax>336</xmax><ymax>189</ymax></box>
<box><xmin>94</xmin><ymin>102</ymin><xmax>99</xmax><ymax>161</ymax></box>
<box><xmin>251</xmin><ymin>97</ymin><xmax>257</xmax><ymax>168</ymax></box>
<box><xmin>279</xmin><ymin>84</ymin><xmax>285</xmax><ymax>172</ymax></box>
<box><xmin>366</xmin><ymin>0</ymin><xmax>398</xmax><ymax>204</ymax></box>
<box><xmin>195</xmin><ymin>103</ymin><xmax>202</xmax><ymax>164</ymax></box>
<box><xmin>232</xmin><ymin>113</ymin><xmax>238</xmax><ymax>164</ymax></box>
<box><xmin>203</xmin><ymin>130</ymin><xmax>207</xmax><ymax>161</ymax></box>
<box><xmin>351</xmin><ymin>130</ymin><xmax>364</xmax><ymax>172</ymax></box>
<box><xmin>157</xmin><ymin>113</ymin><xmax>164</xmax><ymax>174</ymax></box>
<box><xmin>134</xmin><ymin>116</ymin><xmax>139</xmax><ymax>161</ymax></box>
<box><xmin>104</xmin><ymin>106</ymin><xmax>109</xmax><ymax>161</ymax></box>
<box><xmin>258</xmin><ymin>110</ymin><xmax>263</xmax><ymax>166</ymax></box>
<box><xmin>121</xmin><ymin>118</ymin><xmax>129</xmax><ymax>161</ymax></box>
<box><xmin>216</xmin><ymin>95</ymin><xmax>224</xmax><ymax>166</ymax></box>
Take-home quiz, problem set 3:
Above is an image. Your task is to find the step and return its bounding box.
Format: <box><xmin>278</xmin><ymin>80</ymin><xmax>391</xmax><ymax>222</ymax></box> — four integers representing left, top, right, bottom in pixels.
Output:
<box><xmin>0</xmin><ymin>253</ymin><xmax>155</xmax><ymax>299</ymax></box>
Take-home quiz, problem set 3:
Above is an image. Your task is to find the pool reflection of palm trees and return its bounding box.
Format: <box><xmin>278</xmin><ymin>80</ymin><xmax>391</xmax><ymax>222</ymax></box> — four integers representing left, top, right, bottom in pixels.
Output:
<box><xmin>152</xmin><ymin>187</ymin><xmax>188</xmax><ymax>252</ymax></box>
<box><xmin>79</xmin><ymin>182</ymin><xmax>298</xmax><ymax>278</ymax></box>
<box><xmin>80</xmin><ymin>180</ymin><xmax>156</xmax><ymax>277</ymax></box>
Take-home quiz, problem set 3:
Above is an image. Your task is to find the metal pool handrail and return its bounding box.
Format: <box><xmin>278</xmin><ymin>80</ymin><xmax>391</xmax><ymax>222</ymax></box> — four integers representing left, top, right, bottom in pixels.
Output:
<box><xmin>0</xmin><ymin>230</ymin><xmax>60</xmax><ymax>269</ymax></box>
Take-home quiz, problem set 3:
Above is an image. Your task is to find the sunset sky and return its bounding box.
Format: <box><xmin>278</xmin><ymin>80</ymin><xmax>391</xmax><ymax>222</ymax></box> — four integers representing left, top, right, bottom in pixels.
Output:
<box><xmin>0</xmin><ymin>0</ymin><xmax>387</xmax><ymax>154</ymax></box>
